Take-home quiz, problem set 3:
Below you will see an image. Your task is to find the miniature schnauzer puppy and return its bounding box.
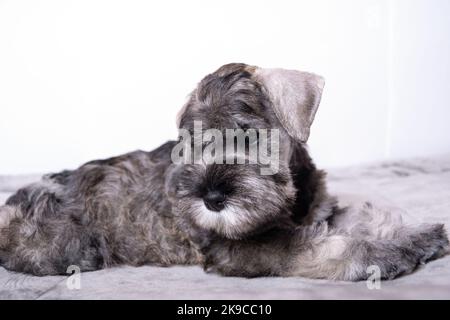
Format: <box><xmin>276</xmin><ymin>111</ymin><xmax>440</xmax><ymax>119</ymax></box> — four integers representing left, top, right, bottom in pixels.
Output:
<box><xmin>0</xmin><ymin>63</ymin><xmax>448</xmax><ymax>281</ymax></box>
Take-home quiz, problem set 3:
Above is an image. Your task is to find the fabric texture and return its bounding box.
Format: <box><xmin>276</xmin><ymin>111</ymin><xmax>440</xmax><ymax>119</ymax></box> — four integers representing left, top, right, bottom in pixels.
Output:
<box><xmin>1</xmin><ymin>155</ymin><xmax>449</xmax><ymax>299</ymax></box>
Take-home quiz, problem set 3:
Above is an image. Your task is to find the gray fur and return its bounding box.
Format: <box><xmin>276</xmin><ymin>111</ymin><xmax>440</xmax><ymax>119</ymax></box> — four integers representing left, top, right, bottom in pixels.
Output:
<box><xmin>0</xmin><ymin>63</ymin><xmax>448</xmax><ymax>280</ymax></box>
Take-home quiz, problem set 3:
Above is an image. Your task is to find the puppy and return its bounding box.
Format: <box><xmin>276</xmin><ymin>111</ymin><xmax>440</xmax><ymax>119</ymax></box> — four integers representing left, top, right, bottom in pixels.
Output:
<box><xmin>0</xmin><ymin>63</ymin><xmax>447</xmax><ymax>280</ymax></box>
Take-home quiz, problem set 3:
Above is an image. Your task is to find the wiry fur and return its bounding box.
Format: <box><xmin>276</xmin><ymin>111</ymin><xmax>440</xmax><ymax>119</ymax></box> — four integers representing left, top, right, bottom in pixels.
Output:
<box><xmin>0</xmin><ymin>63</ymin><xmax>448</xmax><ymax>280</ymax></box>
<box><xmin>0</xmin><ymin>144</ymin><xmax>202</xmax><ymax>275</ymax></box>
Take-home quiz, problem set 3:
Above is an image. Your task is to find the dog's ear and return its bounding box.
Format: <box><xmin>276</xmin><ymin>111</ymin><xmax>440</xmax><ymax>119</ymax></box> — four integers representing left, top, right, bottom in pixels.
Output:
<box><xmin>176</xmin><ymin>89</ymin><xmax>197</xmax><ymax>128</ymax></box>
<box><xmin>176</xmin><ymin>99</ymin><xmax>190</xmax><ymax>128</ymax></box>
<box><xmin>253</xmin><ymin>68</ymin><xmax>325</xmax><ymax>142</ymax></box>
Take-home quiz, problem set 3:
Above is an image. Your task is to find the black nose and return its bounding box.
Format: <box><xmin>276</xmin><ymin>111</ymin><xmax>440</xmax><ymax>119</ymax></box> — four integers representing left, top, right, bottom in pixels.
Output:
<box><xmin>203</xmin><ymin>191</ymin><xmax>226</xmax><ymax>212</ymax></box>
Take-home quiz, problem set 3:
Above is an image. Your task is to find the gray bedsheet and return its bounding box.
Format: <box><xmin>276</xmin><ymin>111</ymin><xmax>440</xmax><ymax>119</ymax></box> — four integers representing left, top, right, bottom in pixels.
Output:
<box><xmin>1</xmin><ymin>155</ymin><xmax>450</xmax><ymax>299</ymax></box>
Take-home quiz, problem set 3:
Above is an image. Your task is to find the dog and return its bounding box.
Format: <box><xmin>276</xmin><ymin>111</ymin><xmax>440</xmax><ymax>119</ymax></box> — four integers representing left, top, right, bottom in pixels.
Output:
<box><xmin>0</xmin><ymin>63</ymin><xmax>448</xmax><ymax>281</ymax></box>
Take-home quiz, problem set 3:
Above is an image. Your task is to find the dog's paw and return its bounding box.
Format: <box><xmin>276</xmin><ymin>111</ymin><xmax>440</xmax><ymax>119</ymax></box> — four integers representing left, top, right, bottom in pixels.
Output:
<box><xmin>414</xmin><ymin>223</ymin><xmax>449</xmax><ymax>264</ymax></box>
<box><xmin>366</xmin><ymin>224</ymin><xmax>449</xmax><ymax>281</ymax></box>
<box><xmin>380</xmin><ymin>263</ymin><xmax>416</xmax><ymax>280</ymax></box>
<box><xmin>383</xmin><ymin>223</ymin><xmax>449</xmax><ymax>280</ymax></box>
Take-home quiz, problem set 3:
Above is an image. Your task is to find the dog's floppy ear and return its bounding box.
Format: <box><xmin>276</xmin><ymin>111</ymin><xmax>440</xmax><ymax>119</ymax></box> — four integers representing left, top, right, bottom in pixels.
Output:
<box><xmin>253</xmin><ymin>68</ymin><xmax>325</xmax><ymax>142</ymax></box>
<box><xmin>176</xmin><ymin>90</ymin><xmax>196</xmax><ymax>128</ymax></box>
<box><xmin>176</xmin><ymin>100</ymin><xmax>189</xmax><ymax>128</ymax></box>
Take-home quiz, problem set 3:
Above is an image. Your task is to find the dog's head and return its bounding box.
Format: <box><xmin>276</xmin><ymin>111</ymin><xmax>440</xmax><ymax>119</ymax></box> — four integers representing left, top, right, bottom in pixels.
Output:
<box><xmin>166</xmin><ymin>63</ymin><xmax>325</xmax><ymax>239</ymax></box>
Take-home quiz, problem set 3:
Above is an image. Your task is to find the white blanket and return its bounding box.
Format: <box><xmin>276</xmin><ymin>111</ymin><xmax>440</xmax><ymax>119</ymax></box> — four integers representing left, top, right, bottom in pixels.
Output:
<box><xmin>1</xmin><ymin>155</ymin><xmax>450</xmax><ymax>299</ymax></box>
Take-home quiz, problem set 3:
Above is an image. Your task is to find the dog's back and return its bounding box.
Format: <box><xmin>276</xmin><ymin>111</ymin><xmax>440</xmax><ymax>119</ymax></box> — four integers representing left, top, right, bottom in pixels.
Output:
<box><xmin>0</xmin><ymin>141</ymin><xmax>201</xmax><ymax>275</ymax></box>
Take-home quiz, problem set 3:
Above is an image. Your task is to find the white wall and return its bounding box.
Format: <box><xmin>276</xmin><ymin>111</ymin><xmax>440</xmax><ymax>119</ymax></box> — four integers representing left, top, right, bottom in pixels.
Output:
<box><xmin>0</xmin><ymin>0</ymin><xmax>449</xmax><ymax>174</ymax></box>
<box><xmin>388</xmin><ymin>0</ymin><xmax>450</xmax><ymax>159</ymax></box>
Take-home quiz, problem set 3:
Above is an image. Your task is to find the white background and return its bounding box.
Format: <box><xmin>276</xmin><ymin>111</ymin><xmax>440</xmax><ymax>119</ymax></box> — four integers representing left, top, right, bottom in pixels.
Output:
<box><xmin>0</xmin><ymin>0</ymin><xmax>449</xmax><ymax>174</ymax></box>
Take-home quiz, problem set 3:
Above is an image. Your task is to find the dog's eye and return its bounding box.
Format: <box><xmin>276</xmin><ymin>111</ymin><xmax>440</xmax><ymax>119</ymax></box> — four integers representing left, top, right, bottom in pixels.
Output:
<box><xmin>238</xmin><ymin>123</ymin><xmax>250</xmax><ymax>131</ymax></box>
<box><xmin>202</xmin><ymin>141</ymin><xmax>211</xmax><ymax>149</ymax></box>
<box><xmin>237</xmin><ymin>101</ymin><xmax>255</xmax><ymax>114</ymax></box>
<box><xmin>251</xmin><ymin>131</ymin><xmax>260</xmax><ymax>145</ymax></box>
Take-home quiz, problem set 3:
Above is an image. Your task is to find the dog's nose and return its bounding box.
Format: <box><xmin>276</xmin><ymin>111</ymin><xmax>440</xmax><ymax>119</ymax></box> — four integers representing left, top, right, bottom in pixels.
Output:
<box><xmin>203</xmin><ymin>191</ymin><xmax>226</xmax><ymax>212</ymax></box>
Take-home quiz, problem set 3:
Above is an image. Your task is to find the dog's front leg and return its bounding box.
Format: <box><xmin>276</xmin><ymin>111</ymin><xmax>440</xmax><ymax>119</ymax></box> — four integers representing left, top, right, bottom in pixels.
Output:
<box><xmin>298</xmin><ymin>223</ymin><xmax>449</xmax><ymax>280</ymax></box>
<box><xmin>203</xmin><ymin>222</ymin><xmax>448</xmax><ymax>281</ymax></box>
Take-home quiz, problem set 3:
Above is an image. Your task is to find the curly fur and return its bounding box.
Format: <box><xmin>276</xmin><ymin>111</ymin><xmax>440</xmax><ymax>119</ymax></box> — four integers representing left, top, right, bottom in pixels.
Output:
<box><xmin>0</xmin><ymin>63</ymin><xmax>448</xmax><ymax>280</ymax></box>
